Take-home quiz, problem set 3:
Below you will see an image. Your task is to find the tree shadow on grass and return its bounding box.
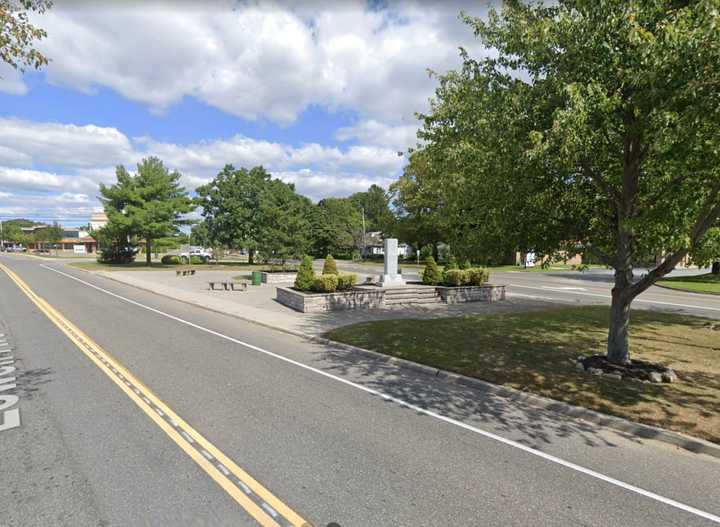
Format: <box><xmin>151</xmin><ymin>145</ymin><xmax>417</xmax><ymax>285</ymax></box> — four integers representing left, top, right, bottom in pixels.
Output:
<box><xmin>306</xmin><ymin>304</ymin><xmax>720</xmax><ymax>445</ymax></box>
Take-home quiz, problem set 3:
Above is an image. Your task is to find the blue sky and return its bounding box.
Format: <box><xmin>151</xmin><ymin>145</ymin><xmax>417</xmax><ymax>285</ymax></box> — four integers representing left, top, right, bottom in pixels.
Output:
<box><xmin>0</xmin><ymin>0</ymin><xmax>490</xmax><ymax>226</ymax></box>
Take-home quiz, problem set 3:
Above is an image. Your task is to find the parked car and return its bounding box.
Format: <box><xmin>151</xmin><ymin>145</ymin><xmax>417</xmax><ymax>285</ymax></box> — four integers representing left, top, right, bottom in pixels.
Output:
<box><xmin>178</xmin><ymin>247</ymin><xmax>213</xmax><ymax>263</ymax></box>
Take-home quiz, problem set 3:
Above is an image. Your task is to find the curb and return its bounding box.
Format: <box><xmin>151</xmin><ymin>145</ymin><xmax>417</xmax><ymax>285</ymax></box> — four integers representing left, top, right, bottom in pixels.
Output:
<box><xmin>654</xmin><ymin>282</ymin><xmax>720</xmax><ymax>297</ymax></box>
<box><xmin>74</xmin><ymin>265</ymin><xmax>720</xmax><ymax>460</ymax></box>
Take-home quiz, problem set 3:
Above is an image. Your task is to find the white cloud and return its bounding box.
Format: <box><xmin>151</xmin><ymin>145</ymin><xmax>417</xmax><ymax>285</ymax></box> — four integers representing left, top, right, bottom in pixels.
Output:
<box><xmin>0</xmin><ymin>118</ymin><xmax>134</xmax><ymax>169</ymax></box>
<box><xmin>335</xmin><ymin>120</ymin><xmax>420</xmax><ymax>152</ymax></box>
<box><xmin>0</xmin><ymin>64</ymin><xmax>28</xmax><ymax>95</ymax></box>
<box><xmin>31</xmin><ymin>1</ymin><xmax>491</xmax><ymax>125</ymax></box>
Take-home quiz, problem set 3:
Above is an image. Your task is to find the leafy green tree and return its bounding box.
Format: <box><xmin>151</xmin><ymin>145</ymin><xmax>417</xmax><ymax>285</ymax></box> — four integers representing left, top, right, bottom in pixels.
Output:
<box><xmin>322</xmin><ymin>254</ymin><xmax>338</xmax><ymax>275</ymax></box>
<box><xmin>33</xmin><ymin>222</ymin><xmax>63</xmax><ymax>253</ymax></box>
<box><xmin>691</xmin><ymin>227</ymin><xmax>720</xmax><ymax>275</ymax></box>
<box><xmin>312</xmin><ymin>198</ymin><xmax>363</xmax><ymax>257</ymax></box>
<box><xmin>1</xmin><ymin>0</ymin><xmax>51</xmax><ymax>71</ymax></box>
<box><xmin>99</xmin><ymin>157</ymin><xmax>193</xmax><ymax>265</ymax></box>
<box><xmin>419</xmin><ymin>1</ymin><xmax>720</xmax><ymax>364</ymax></box>
<box><xmin>389</xmin><ymin>151</ymin><xmax>446</xmax><ymax>259</ymax></box>
<box><xmin>349</xmin><ymin>184</ymin><xmax>395</xmax><ymax>234</ymax></box>
<box><xmin>196</xmin><ymin>166</ymin><xmax>311</xmax><ymax>263</ymax></box>
<box><xmin>255</xmin><ymin>178</ymin><xmax>313</xmax><ymax>262</ymax></box>
<box><xmin>196</xmin><ymin>165</ymin><xmax>271</xmax><ymax>263</ymax></box>
<box><xmin>190</xmin><ymin>221</ymin><xmax>212</xmax><ymax>247</ymax></box>
<box><xmin>95</xmin><ymin>221</ymin><xmax>135</xmax><ymax>264</ymax></box>
<box><xmin>294</xmin><ymin>255</ymin><xmax>315</xmax><ymax>291</ymax></box>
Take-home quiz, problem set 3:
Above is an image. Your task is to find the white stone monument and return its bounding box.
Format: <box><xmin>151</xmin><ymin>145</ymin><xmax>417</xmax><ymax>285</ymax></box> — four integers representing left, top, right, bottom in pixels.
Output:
<box><xmin>379</xmin><ymin>238</ymin><xmax>406</xmax><ymax>287</ymax></box>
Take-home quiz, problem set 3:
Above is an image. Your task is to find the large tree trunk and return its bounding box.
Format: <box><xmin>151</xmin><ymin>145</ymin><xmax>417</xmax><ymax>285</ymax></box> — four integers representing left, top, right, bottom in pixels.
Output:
<box><xmin>145</xmin><ymin>238</ymin><xmax>152</xmax><ymax>266</ymax></box>
<box><xmin>712</xmin><ymin>261</ymin><xmax>720</xmax><ymax>275</ymax></box>
<box><xmin>607</xmin><ymin>284</ymin><xmax>632</xmax><ymax>364</ymax></box>
<box><xmin>248</xmin><ymin>248</ymin><xmax>255</xmax><ymax>265</ymax></box>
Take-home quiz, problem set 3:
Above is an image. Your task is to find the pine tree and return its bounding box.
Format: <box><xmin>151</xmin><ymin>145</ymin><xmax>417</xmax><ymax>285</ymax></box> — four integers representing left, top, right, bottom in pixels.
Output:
<box><xmin>422</xmin><ymin>256</ymin><xmax>442</xmax><ymax>285</ymax></box>
<box><xmin>322</xmin><ymin>254</ymin><xmax>338</xmax><ymax>275</ymax></box>
<box><xmin>294</xmin><ymin>255</ymin><xmax>315</xmax><ymax>291</ymax></box>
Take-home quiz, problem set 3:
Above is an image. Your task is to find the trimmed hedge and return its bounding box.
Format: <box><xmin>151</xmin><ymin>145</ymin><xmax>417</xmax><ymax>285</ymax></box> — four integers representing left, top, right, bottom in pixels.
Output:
<box><xmin>312</xmin><ymin>274</ymin><xmax>338</xmax><ymax>293</ymax></box>
<box><xmin>161</xmin><ymin>254</ymin><xmax>181</xmax><ymax>265</ymax></box>
<box><xmin>443</xmin><ymin>269</ymin><xmax>469</xmax><ymax>286</ymax></box>
<box><xmin>189</xmin><ymin>255</ymin><xmax>207</xmax><ymax>264</ymax></box>
<box><xmin>445</xmin><ymin>255</ymin><xmax>459</xmax><ymax>270</ymax></box>
<box><xmin>337</xmin><ymin>273</ymin><xmax>357</xmax><ymax>291</ymax></box>
<box><xmin>441</xmin><ymin>267</ymin><xmax>489</xmax><ymax>287</ymax></box>
<box><xmin>467</xmin><ymin>267</ymin><xmax>489</xmax><ymax>286</ymax></box>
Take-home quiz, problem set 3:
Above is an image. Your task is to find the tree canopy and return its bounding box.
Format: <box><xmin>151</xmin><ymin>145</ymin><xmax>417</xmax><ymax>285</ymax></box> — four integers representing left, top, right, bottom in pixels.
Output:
<box><xmin>416</xmin><ymin>1</ymin><xmax>720</xmax><ymax>363</ymax></box>
<box><xmin>99</xmin><ymin>157</ymin><xmax>193</xmax><ymax>265</ymax></box>
<box><xmin>0</xmin><ymin>0</ymin><xmax>52</xmax><ymax>71</ymax></box>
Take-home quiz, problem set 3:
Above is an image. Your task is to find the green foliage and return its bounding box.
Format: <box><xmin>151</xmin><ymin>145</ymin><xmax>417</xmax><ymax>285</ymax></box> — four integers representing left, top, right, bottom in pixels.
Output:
<box><xmin>312</xmin><ymin>274</ymin><xmax>338</xmax><ymax>293</ymax></box>
<box><xmin>312</xmin><ymin>197</ymin><xmax>363</xmax><ymax>257</ymax></box>
<box><xmin>196</xmin><ymin>165</ymin><xmax>312</xmax><ymax>263</ymax></box>
<box><xmin>1</xmin><ymin>0</ymin><xmax>52</xmax><ymax>71</ymax></box>
<box><xmin>96</xmin><ymin>222</ymin><xmax>136</xmax><ymax>264</ymax></box>
<box><xmin>99</xmin><ymin>157</ymin><xmax>193</xmax><ymax>265</ymax></box>
<box><xmin>417</xmin><ymin>2</ymin><xmax>720</xmax><ymax>361</ymax></box>
<box><xmin>322</xmin><ymin>254</ymin><xmax>338</xmax><ymax>275</ymax></box>
<box><xmin>161</xmin><ymin>255</ymin><xmax>181</xmax><ymax>265</ymax></box>
<box><xmin>459</xmin><ymin>259</ymin><xmax>472</xmax><ymax>270</ymax></box>
<box><xmin>349</xmin><ymin>184</ymin><xmax>395</xmax><ymax>234</ymax></box>
<box><xmin>422</xmin><ymin>256</ymin><xmax>442</xmax><ymax>285</ymax></box>
<box><xmin>189</xmin><ymin>255</ymin><xmax>207</xmax><ymax>264</ymax></box>
<box><xmin>443</xmin><ymin>269</ymin><xmax>469</xmax><ymax>287</ymax></box>
<box><xmin>446</xmin><ymin>255</ymin><xmax>459</xmax><ymax>270</ymax></box>
<box><xmin>294</xmin><ymin>255</ymin><xmax>315</xmax><ymax>291</ymax></box>
<box><xmin>691</xmin><ymin>228</ymin><xmax>720</xmax><ymax>269</ymax></box>
<box><xmin>466</xmin><ymin>268</ymin><xmax>489</xmax><ymax>286</ymax></box>
<box><xmin>337</xmin><ymin>273</ymin><xmax>358</xmax><ymax>291</ymax></box>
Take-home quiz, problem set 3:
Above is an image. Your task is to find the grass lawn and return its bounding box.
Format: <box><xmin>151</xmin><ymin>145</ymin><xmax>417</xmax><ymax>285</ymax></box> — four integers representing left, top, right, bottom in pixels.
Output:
<box><xmin>326</xmin><ymin>306</ymin><xmax>720</xmax><ymax>443</ymax></box>
<box><xmin>657</xmin><ymin>273</ymin><xmax>720</xmax><ymax>295</ymax></box>
<box><xmin>69</xmin><ymin>261</ymin><xmax>266</xmax><ymax>272</ymax></box>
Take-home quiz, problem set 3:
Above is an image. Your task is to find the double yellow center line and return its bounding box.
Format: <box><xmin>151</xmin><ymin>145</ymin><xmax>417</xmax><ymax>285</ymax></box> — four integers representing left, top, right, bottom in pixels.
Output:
<box><xmin>0</xmin><ymin>262</ymin><xmax>310</xmax><ymax>527</ymax></box>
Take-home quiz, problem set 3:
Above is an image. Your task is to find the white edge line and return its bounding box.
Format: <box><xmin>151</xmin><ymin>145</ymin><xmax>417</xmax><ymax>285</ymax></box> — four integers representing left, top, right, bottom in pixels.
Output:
<box><xmin>39</xmin><ymin>263</ymin><xmax>720</xmax><ymax>524</ymax></box>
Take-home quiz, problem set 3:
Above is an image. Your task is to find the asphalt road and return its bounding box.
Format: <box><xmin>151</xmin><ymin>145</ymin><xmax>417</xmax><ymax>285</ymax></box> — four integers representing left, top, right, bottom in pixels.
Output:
<box><xmin>1</xmin><ymin>254</ymin><xmax>719</xmax><ymax>526</ymax></box>
<box><xmin>338</xmin><ymin>262</ymin><xmax>720</xmax><ymax>319</ymax></box>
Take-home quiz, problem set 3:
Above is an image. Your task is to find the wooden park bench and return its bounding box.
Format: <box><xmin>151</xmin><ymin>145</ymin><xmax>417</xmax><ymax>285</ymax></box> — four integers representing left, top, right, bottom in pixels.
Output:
<box><xmin>208</xmin><ymin>280</ymin><xmax>248</xmax><ymax>291</ymax></box>
<box><xmin>176</xmin><ymin>269</ymin><xmax>196</xmax><ymax>277</ymax></box>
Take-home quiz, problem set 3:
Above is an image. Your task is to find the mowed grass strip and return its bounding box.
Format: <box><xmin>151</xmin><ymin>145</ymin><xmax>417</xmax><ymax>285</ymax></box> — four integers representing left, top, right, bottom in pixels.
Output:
<box><xmin>657</xmin><ymin>273</ymin><xmax>720</xmax><ymax>295</ymax></box>
<box><xmin>325</xmin><ymin>306</ymin><xmax>720</xmax><ymax>443</ymax></box>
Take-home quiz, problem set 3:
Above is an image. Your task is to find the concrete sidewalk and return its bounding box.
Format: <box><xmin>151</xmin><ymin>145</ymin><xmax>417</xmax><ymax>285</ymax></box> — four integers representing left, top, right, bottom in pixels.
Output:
<box><xmin>92</xmin><ymin>268</ymin><xmax>559</xmax><ymax>336</ymax></box>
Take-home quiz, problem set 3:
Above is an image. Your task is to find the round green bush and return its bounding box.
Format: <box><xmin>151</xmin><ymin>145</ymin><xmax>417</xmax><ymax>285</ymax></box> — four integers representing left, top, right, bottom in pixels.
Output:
<box><xmin>189</xmin><ymin>255</ymin><xmax>207</xmax><ymax>264</ymax></box>
<box><xmin>161</xmin><ymin>254</ymin><xmax>181</xmax><ymax>265</ymax></box>
<box><xmin>312</xmin><ymin>274</ymin><xmax>338</xmax><ymax>293</ymax></box>
<box><xmin>422</xmin><ymin>256</ymin><xmax>443</xmax><ymax>285</ymax></box>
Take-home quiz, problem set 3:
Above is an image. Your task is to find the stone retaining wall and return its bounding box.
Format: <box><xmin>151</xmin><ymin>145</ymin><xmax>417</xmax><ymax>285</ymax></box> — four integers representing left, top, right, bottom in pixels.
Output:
<box><xmin>436</xmin><ymin>284</ymin><xmax>506</xmax><ymax>304</ymax></box>
<box><xmin>261</xmin><ymin>272</ymin><xmax>297</xmax><ymax>284</ymax></box>
<box><xmin>277</xmin><ymin>284</ymin><xmax>506</xmax><ymax>312</ymax></box>
<box><xmin>276</xmin><ymin>287</ymin><xmax>385</xmax><ymax>313</ymax></box>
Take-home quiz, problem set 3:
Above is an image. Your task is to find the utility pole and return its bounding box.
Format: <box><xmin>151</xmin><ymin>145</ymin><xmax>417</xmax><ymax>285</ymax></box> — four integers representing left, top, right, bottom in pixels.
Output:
<box><xmin>0</xmin><ymin>220</ymin><xmax>4</xmax><ymax>251</ymax></box>
<box><xmin>360</xmin><ymin>205</ymin><xmax>366</xmax><ymax>260</ymax></box>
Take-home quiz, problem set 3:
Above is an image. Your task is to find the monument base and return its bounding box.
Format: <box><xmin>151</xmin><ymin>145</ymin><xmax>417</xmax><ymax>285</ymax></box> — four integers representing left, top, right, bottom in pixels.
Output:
<box><xmin>379</xmin><ymin>274</ymin><xmax>406</xmax><ymax>287</ymax></box>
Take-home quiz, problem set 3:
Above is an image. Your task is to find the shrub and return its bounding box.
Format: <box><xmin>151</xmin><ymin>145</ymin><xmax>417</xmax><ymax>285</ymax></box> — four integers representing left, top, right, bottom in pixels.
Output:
<box><xmin>460</xmin><ymin>259</ymin><xmax>472</xmax><ymax>270</ymax></box>
<box><xmin>161</xmin><ymin>254</ymin><xmax>181</xmax><ymax>265</ymax></box>
<box><xmin>337</xmin><ymin>273</ymin><xmax>357</xmax><ymax>291</ymax></box>
<box><xmin>294</xmin><ymin>255</ymin><xmax>315</xmax><ymax>291</ymax></box>
<box><xmin>312</xmin><ymin>273</ymin><xmax>338</xmax><ymax>293</ymax></box>
<box><xmin>443</xmin><ymin>269</ymin><xmax>469</xmax><ymax>286</ymax></box>
<box><xmin>445</xmin><ymin>255</ymin><xmax>459</xmax><ymax>270</ymax></box>
<box><xmin>467</xmin><ymin>267</ymin><xmax>489</xmax><ymax>285</ymax></box>
<box><xmin>322</xmin><ymin>254</ymin><xmax>338</xmax><ymax>275</ymax></box>
<box><xmin>189</xmin><ymin>255</ymin><xmax>207</xmax><ymax>264</ymax></box>
<box><xmin>422</xmin><ymin>256</ymin><xmax>443</xmax><ymax>285</ymax></box>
